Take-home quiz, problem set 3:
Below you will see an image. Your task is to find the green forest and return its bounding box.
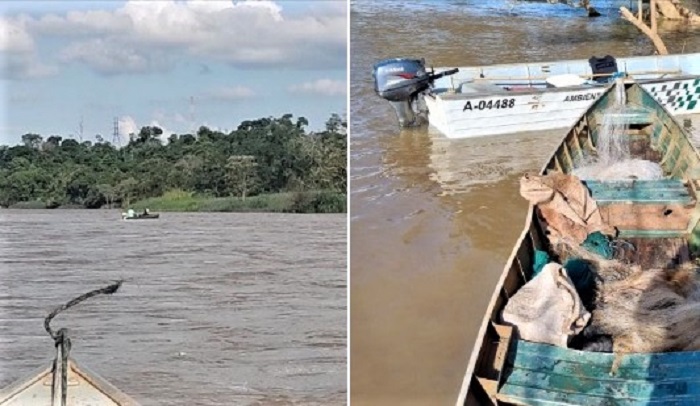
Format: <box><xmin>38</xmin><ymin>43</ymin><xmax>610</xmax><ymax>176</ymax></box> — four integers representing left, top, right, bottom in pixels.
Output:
<box><xmin>0</xmin><ymin>113</ymin><xmax>346</xmax><ymax>213</ymax></box>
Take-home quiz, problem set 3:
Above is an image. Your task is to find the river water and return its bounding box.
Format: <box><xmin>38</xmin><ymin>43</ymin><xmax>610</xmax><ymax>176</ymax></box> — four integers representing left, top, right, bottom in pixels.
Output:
<box><xmin>350</xmin><ymin>1</ymin><xmax>700</xmax><ymax>405</ymax></box>
<box><xmin>0</xmin><ymin>210</ymin><xmax>346</xmax><ymax>405</ymax></box>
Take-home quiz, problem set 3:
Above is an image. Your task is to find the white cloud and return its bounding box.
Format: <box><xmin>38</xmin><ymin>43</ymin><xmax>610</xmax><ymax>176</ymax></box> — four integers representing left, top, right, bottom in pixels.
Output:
<box><xmin>117</xmin><ymin>115</ymin><xmax>138</xmax><ymax>141</ymax></box>
<box><xmin>151</xmin><ymin>109</ymin><xmax>193</xmax><ymax>135</ymax></box>
<box><xmin>0</xmin><ymin>17</ymin><xmax>34</xmax><ymax>52</ymax></box>
<box><xmin>117</xmin><ymin>115</ymin><xmax>177</xmax><ymax>142</ymax></box>
<box><xmin>1</xmin><ymin>54</ymin><xmax>58</xmax><ymax>79</ymax></box>
<box><xmin>0</xmin><ymin>17</ymin><xmax>58</xmax><ymax>79</ymax></box>
<box><xmin>148</xmin><ymin>120</ymin><xmax>174</xmax><ymax>141</ymax></box>
<box><xmin>152</xmin><ymin>108</ymin><xmax>189</xmax><ymax>125</ymax></box>
<box><xmin>8</xmin><ymin>0</ymin><xmax>346</xmax><ymax>77</ymax></box>
<box><xmin>59</xmin><ymin>39</ymin><xmax>173</xmax><ymax>75</ymax></box>
<box><xmin>289</xmin><ymin>79</ymin><xmax>346</xmax><ymax>97</ymax></box>
<box><xmin>9</xmin><ymin>93</ymin><xmax>40</xmax><ymax>104</ymax></box>
<box><xmin>203</xmin><ymin>85</ymin><xmax>256</xmax><ymax>101</ymax></box>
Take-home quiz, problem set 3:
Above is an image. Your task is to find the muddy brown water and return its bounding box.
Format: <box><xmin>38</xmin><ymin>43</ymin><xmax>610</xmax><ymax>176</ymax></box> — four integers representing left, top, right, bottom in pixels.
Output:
<box><xmin>0</xmin><ymin>210</ymin><xmax>346</xmax><ymax>406</ymax></box>
<box><xmin>350</xmin><ymin>1</ymin><xmax>700</xmax><ymax>405</ymax></box>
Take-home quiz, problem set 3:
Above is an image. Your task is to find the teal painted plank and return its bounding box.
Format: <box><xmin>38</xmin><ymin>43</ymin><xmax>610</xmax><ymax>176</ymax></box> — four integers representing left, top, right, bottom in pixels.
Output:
<box><xmin>592</xmin><ymin>195</ymin><xmax>691</xmax><ymax>204</ymax></box>
<box><xmin>509</xmin><ymin>346</ymin><xmax>700</xmax><ymax>381</ymax></box>
<box><xmin>586</xmin><ymin>184</ymin><xmax>689</xmax><ymax>191</ymax></box>
<box><xmin>593</xmin><ymin>196</ymin><xmax>692</xmax><ymax>205</ymax></box>
<box><xmin>502</xmin><ymin>368</ymin><xmax>700</xmax><ymax>400</ymax></box>
<box><xmin>586</xmin><ymin>186</ymin><xmax>688</xmax><ymax>193</ymax></box>
<box><xmin>584</xmin><ymin>180</ymin><xmax>686</xmax><ymax>190</ymax></box>
<box><xmin>604</xmin><ymin>111</ymin><xmax>655</xmax><ymax>125</ymax></box>
<box><xmin>583</xmin><ymin>180</ymin><xmax>692</xmax><ymax>204</ymax></box>
<box><xmin>501</xmin><ymin>340</ymin><xmax>700</xmax><ymax>405</ymax></box>
<box><xmin>589</xmin><ymin>188</ymin><xmax>690</xmax><ymax>197</ymax></box>
<box><xmin>514</xmin><ymin>341</ymin><xmax>700</xmax><ymax>368</ymax></box>
<box><xmin>587</xmin><ymin>186</ymin><xmax>689</xmax><ymax>194</ymax></box>
<box><xmin>499</xmin><ymin>383</ymin><xmax>700</xmax><ymax>406</ymax></box>
<box><xmin>591</xmin><ymin>193</ymin><xmax>691</xmax><ymax>204</ymax></box>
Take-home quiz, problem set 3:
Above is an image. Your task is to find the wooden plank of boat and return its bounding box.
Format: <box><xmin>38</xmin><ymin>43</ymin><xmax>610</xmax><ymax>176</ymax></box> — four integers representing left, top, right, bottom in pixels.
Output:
<box><xmin>0</xmin><ymin>358</ymin><xmax>140</xmax><ymax>406</ymax></box>
<box><xmin>456</xmin><ymin>81</ymin><xmax>700</xmax><ymax>405</ymax></box>
<box><xmin>423</xmin><ymin>53</ymin><xmax>700</xmax><ymax>138</ymax></box>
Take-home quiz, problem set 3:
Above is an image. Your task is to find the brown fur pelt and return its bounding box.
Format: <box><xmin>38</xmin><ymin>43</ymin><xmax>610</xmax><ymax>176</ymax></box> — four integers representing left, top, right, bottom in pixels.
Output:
<box><xmin>587</xmin><ymin>265</ymin><xmax>700</xmax><ymax>373</ymax></box>
<box><xmin>544</xmin><ymin>231</ymin><xmax>700</xmax><ymax>374</ymax></box>
<box><xmin>552</xmin><ymin>237</ymin><xmax>700</xmax><ymax>371</ymax></box>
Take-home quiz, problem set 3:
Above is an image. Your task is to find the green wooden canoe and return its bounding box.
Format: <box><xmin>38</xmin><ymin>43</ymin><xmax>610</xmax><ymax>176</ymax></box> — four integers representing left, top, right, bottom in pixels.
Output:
<box><xmin>457</xmin><ymin>82</ymin><xmax>700</xmax><ymax>405</ymax></box>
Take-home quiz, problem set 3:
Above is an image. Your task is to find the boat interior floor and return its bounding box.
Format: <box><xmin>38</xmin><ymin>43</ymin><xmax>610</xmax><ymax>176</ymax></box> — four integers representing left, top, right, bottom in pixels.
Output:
<box><xmin>497</xmin><ymin>339</ymin><xmax>700</xmax><ymax>406</ymax></box>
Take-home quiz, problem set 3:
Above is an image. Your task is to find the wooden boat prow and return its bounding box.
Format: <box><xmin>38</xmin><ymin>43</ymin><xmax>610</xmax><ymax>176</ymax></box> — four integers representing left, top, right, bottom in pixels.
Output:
<box><xmin>0</xmin><ymin>282</ymin><xmax>140</xmax><ymax>406</ymax></box>
<box><xmin>456</xmin><ymin>81</ymin><xmax>700</xmax><ymax>405</ymax></box>
<box><xmin>0</xmin><ymin>358</ymin><xmax>140</xmax><ymax>406</ymax></box>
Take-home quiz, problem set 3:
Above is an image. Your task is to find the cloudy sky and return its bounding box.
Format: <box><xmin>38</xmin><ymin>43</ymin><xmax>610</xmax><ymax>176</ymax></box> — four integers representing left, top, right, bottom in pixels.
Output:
<box><xmin>0</xmin><ymin>0</ymin><xmax>347</xmax><ymax>145</ymax></box>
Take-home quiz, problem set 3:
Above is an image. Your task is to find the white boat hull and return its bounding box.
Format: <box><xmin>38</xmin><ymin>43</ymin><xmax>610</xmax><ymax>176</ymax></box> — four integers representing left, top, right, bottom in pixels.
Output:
<box><xmin>423</xmin><ymin>53</ymin><xmax>700</xmax><ymax>139</ymax></box>
<box><xmin>425</xmin><ymin>86</ymin><xmax>607</xmax><ymax>139</ymax></box>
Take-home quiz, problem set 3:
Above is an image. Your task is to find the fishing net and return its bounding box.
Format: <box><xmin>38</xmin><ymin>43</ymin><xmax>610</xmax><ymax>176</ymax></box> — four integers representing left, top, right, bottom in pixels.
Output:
<box><xmin>573</xmin><ymin>159</ymin><xmax>664</xmax><ymax>181</ymax></box>
<box><xmin>572</xmin><ymin>79</ymin><xmax>664</xmax><ymax>181</ymax></box>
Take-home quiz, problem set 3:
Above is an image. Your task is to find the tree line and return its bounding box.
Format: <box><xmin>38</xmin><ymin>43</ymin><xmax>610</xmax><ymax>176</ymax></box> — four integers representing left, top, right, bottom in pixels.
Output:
<box><xmin>0</xmin><ymin>113</ymin><xmax>346</xmax><ymax>210</ymax></box>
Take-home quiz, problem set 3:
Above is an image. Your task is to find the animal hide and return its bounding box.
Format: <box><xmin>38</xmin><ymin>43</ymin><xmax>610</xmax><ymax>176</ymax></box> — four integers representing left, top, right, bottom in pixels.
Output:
<box><xmin>502</xmin><ymin>263</ymin><xmax>591</xmax><ymax>347</ymax></box>
<box><xmin>520</xmin><ymin>173</ymin><xmax>615</xmax><ymax>245</ymax></box>
<box><xmin>590</xmin><ymin>266</ymin><xmax>700</xmax><ymax>357</ymax></box>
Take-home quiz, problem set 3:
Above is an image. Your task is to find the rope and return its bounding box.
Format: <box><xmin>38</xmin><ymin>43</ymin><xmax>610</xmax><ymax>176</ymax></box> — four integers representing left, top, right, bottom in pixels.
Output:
<box><xmin>44</xmin><ymin>281</ymin><xmax>123</xmax><ymax>406</ymax></box>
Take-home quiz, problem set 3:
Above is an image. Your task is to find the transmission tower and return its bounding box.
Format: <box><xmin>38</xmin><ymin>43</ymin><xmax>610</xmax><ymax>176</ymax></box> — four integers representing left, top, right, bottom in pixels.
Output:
<box><xmin>78</xmin><ymin>116</ymin><xmax>84</xmax><ymax>142</ymax></box>
<box><xmin>189</xmin><ymin>96</ymin><xmax>196</xmax><ymax>134</ymax></box>
<box><xmin>112</xmin><ymin>117</ymin><xmax>121</xmax><ymax>147</ymax></box>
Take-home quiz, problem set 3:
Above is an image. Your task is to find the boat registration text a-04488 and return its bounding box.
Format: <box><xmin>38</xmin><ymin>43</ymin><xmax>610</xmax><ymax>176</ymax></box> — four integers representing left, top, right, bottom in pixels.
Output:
<box><xmin>463</xmin><ymin>98</ymin><xmax>516</xmax><ymax>111</ymax></box>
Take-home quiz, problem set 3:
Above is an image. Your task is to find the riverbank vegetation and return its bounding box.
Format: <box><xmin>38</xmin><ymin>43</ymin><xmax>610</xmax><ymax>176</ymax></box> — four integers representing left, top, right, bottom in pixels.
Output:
<box><xmin>0</xmin><ymin>113</ymin><xmax>346</xmax><ymax>213</ymax></box>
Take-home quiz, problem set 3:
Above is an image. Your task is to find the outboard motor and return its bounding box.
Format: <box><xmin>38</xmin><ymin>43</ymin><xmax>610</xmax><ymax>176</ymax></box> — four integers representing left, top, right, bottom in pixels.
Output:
<box><xmin>373</xmin><ymin>58</ymin><xmax>458</xmax><ymax>127</ymax></box>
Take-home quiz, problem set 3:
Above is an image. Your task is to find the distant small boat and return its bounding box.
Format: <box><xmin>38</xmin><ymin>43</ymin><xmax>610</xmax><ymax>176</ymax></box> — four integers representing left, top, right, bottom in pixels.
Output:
<box><xmin>0</xmin><ymin>281</ymin><xmax>140</xmax><ymax>406</ymax></box>
<box><xmin>122</xmin><ymin>213</ymin><xmax>160</xmax><ymax>220</ymax></box>
<box><xmin>121</xmin><ymin>209</ymin><xmax>159</xmax><ymax>220</ymax></box>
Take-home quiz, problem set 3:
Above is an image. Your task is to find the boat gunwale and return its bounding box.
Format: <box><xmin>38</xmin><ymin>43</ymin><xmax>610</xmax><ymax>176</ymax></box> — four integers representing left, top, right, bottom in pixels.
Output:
<box><xmin>435</xmin><ymin>52</ymin><xmax>700</xmax><ymax>71</ymax></box>
<box><xmin>454</xmin><ymin>82</ymin><xmax>700</xmax><ymax>406</ymax></box>
<box><xmin>432</xmin><ymin>75</ymin><xmax>700</xmax><ymax>101</ymax></box>
<box><xmin>429</xmin><ymin>52</ymin><xmax>700</xmax><ymax>82</ymax></box>
<box><xmin>454</xmin><ymin>205</ymin><xmax>536</xmax><ymax>406</ymax></box>
<box><xmin>434</xmin><ymin>84</ymin><xmax>609</xmax><ymax>100</ymax></box>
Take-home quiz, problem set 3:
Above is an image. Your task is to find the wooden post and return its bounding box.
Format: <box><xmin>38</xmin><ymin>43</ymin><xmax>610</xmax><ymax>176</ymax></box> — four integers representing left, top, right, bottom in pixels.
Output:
<box><xmin>621</xmin><ymin>7</ymin><xmax>669</xmax><ymax>54</ymax></box>
<box><xmin>638</xmin><ymin>0</ymin><xmax>643</xmax><ymax>20</ymax></box>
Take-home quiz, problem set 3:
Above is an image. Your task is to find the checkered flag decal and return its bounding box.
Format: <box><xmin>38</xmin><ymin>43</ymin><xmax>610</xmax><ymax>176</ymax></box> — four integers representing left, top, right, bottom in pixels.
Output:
<box><xmin>645</xmin><ymin>78</ymin><xmax>700</xmax><ymax>112</ymax></box>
